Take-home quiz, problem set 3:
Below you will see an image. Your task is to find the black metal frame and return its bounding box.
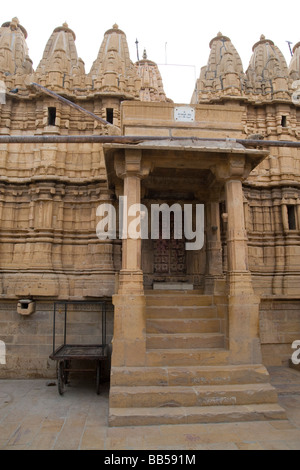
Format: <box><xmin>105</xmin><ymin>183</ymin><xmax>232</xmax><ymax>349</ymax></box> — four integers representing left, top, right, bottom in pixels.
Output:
<box><xmin>49</xmin><ymin>300</ymin><xmax>108</xmax><ymax>395</ymax></box>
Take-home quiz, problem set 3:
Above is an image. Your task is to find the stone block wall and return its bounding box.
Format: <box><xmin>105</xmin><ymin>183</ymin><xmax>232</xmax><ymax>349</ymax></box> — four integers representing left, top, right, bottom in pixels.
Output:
<box><xmin>244</xmin><ymin>186</ymin><xmax>300</xmax><ymax>297</ymax></box>
<box><xmin>0</xmin><ymin>300</ymin><xmax>114</xmax><ymax>379</ymax></box>
<box><xmin>260</xmin><ymin>298</ymin><xmax>300</xmax><ymax>366</ymax></box>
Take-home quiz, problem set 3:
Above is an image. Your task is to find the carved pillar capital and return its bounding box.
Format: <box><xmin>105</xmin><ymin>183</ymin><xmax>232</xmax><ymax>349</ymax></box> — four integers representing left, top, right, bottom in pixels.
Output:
<box><xmin>114</xmin><ymin>149</ymin><xmax>152</xmax><ymax>180</ymax></box>
<box><xmin>211</xmin><ymin>153</ymin><xmax>252</xmax><ymax>183</ymax></box>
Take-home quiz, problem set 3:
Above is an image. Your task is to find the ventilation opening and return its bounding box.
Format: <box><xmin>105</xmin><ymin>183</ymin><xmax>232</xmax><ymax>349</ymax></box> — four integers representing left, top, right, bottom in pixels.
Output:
<box><xmin>48</xmin><ymin>107</ymin><xmax>57</xmax><ymax>126</ymax></box>
<box><xmin>106</xmin><ymin>108</ymin><xmax>114</xmax><ymax>124</ymax></box>
<box><xmin>219</xmin><ymin>201</ymin><xmax>228</xmax><ymax>235</ymax></box>
<box><xmin>287</xmin><ymin>205</ymin><xmax>297</xmax><ymax>230</ymax></box>
<box><xmin>281</xmin><ymin>116</ymin><xmax>287</xmax><ymax>128</ymax></box>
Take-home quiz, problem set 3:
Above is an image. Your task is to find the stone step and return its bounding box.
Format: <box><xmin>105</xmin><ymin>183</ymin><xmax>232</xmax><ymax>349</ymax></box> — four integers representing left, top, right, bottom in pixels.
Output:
<box><xmin>110</xmin><ymin>365</ymin><xmax>272</xmax><ymax>387</ymax></box>
<box><xmin>146</xmin><ymin>333</ymin><xmax>225</xmax><ymax>350</ymax></box>
<box><xmin>109</xmin><ymin>383</ymin><xmax>278</xmax><ymax>408</ymax></box>
<box><xmin>145</xmin><ymin>290</ymin><xmax>203</xmax><ymax>295</ymax></box>
<box><xmin>146</xmin><ymin>318</ymin><xmax>221</xmax><ymax>334</ymax></box>
<box><xmin>146</xmin><ymin>349</ymin><xmax>229</xmax><ymax>367</ymax></box>
<box><xmin>109</xmin><ymin>403</ymin><xmax>287</xmax><ymax>427</ymax></box>
<box><xmin>146</xmin><ymin>306</ymin><xmax>217</xmax><ymax>319</ymax></box>
<box><xmin>146</xmin><ymin>295</ymin><xmax>213</xmax><ymax>307</ymax></box>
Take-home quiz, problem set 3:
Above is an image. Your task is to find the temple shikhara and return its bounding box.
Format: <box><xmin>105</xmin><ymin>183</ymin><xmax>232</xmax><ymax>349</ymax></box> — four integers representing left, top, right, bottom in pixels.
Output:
<box><xmin>0</xmin><ymin>17</ymin><xmax>300</xmax><ymax>426</ymax></box>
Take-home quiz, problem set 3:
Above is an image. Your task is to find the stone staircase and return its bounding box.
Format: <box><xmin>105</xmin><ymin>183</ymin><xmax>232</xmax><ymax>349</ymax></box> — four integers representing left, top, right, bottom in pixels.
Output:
<box><xmin>109</xmin><ymin>291</ymin><xmax>286</xmax><ymax>427</ymax></box>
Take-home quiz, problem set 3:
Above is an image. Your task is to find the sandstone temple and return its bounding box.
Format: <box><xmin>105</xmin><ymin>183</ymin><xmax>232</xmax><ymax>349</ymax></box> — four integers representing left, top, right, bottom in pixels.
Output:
<box><xmin>0</xmin><ymin>17</ymin><xmax>300</xmax><ymax>426</ymax></box>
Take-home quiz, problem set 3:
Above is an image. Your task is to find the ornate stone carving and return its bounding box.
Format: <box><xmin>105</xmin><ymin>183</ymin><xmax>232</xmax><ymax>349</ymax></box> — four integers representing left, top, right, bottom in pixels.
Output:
<box><xmin>289</xmin><ymin>42</ymin><xmax>300</xmax><ymax>81</ymax></box>
<box><xmin>89</xmin><ymin>24</ymin><xmax>138</xmax><ymax>97</ymax></box>
<box><xmin>35</xmin><ymin>23</ymin><xmax>86</xmax><ymax>92</ymax></box>
<box><xmin>246</xmin><ymin>35</ymin><xmax>290</xmax><ymax>101</ymax></box>
<box><xmin>0</xmin><ymin>20</ymin><xmax>300</xmax><ymax>379</ymax></box>
<box><xmin>134</xmin><ymin>49</ymin><xmax>171</xmax><ymax>102</ymax></box>
<box><xmin>192</xmin><ymin>32</ymin><xmax>245</xmax><ymax>103</ymax></box>
<box><xmin>0</xmin><ymin>18</ymin><xmax>33</xmax><ymax>78</ymax></box>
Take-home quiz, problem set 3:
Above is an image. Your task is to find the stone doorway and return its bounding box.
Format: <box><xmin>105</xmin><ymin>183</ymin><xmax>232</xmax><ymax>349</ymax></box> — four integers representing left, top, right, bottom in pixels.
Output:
<box><xmin>153</xmin><ymin>212</ymin><xmax>186</xmax><ymax>278</ymax></box>
<box><xmin>142</xmin><ymin>210</ymin><xmax>196</xmax><ymax>289</ymax></box>
<box><xmin>153</xmin><ymin>237</ymin><xmax>186</xmax><ymax>277</ymax></box>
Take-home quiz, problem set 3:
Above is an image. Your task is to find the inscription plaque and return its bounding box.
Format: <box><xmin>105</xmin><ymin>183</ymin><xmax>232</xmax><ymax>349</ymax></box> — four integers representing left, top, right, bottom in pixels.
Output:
<box><xmin>174</xmin><ymin>106</ymin><xmax>195</xmax><ymax>122</ymax></box>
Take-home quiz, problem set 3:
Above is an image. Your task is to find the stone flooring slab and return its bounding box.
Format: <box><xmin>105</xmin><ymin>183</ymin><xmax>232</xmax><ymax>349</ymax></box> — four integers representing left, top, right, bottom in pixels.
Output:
<box><xmin>0</xmin><ymin>367</ymin><xmax>299</xmax><ymax>450</ymax></box>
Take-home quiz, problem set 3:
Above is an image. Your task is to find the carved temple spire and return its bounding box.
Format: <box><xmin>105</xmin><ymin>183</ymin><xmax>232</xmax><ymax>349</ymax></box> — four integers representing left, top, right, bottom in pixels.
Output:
<box><xmin>35</xmin><ymin>23</ymin><xmax>85</xmax><ymax>91</ymax></box>
<box><xmin>289</xmin><ymin>41</ymin><xmax>300</xmax><ymax>81</ymax></box>
<box><xmin>246</xmin><ymin>35</ymin><xmax>290</xmax><ymax>101</ymax></box>
<box><xmin>0</xmin><ymin>18</ymin><xmax>33</xmax><ymax>78</ymax></box>
<box><xmin>36</xmin><ymin>23</ymin><xmax>83</xmax><ymax>74</ymax></box>
<box><xmin>192</xmin><ymin>32</ymin><xmax>245</xmax><ymax>103</ymax></box>
<box><xmin>89</xmin><ymin>24</ymin><xmax>137</xmax><ymax>97</ymax></box>
<box><xmin>135</xmin><ymin>50</ymin><xmax>171</xmax><ymax>102</ymax></box>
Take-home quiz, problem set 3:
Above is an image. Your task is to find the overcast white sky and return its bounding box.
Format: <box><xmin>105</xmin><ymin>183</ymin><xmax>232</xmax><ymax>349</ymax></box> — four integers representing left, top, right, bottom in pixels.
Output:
<box><xmin>2</xmin><ymin>0</ymin><xmax>299</xmax><ymax>103</ymax></box>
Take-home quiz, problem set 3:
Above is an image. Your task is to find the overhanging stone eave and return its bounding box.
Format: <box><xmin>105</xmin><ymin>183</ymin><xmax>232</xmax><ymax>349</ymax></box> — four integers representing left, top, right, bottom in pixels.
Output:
<box><xmin>103</xmin><ymin>138</ymin><xmax>269</xmax><ymax>154</ymax></box>
<box><xmin>103</xmin><ymin>139</ymin><xmax>269</xmax><ymax>190</ymax></box>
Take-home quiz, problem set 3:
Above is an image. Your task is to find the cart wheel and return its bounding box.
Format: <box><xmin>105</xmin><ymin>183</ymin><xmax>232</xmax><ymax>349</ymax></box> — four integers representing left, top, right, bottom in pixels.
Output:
<box><xmin>96</xmin><ymin>362</ymin><xmax>101</xmax><ymax>395</ymax></box>
<box><xmin>58</xmin><ymin>361</ymin><xmax>65</xmax><ymax>396</ymax></box>
<box><xmin>64</xmin><ymin>360</ymin><xmax>70</xmax><ymax>385</ymax></box>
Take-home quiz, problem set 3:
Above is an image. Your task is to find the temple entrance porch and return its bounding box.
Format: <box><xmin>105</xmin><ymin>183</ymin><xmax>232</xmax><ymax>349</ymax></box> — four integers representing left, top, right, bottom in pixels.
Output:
<box><xmin>103</xmin><ymin>138</ymin><xmax>286</xmax><ymax>426</ymax></box>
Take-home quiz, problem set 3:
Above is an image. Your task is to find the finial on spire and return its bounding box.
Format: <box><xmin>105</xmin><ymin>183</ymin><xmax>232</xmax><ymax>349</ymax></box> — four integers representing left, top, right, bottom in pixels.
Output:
<box><xmin>252</xmin><ymin>34</ymin><xmax>273</xmax><ymax>51</ymax></box>
<box><xmin>217</xmin><ymin>32</ymin><xmax>223</xmax><ymax>37</ymax></box>
<box><xmin>10</xmin><ymin>17</ymin><xmax>19</xmax><ymax>30</ymax></box>
<box><xmin>143</xmin><ymin>49</ymin><xmax>147</xmax><ymax>60</ymax></box>
<box><xmin>63</xmin><ymin>22</ymin><xmax>69</xmax><ymax>28</ymax></box>
<box><xmin>113</xmin><ymin>23</ymin><xmax>119</xmax><ymax>30</ymax></box>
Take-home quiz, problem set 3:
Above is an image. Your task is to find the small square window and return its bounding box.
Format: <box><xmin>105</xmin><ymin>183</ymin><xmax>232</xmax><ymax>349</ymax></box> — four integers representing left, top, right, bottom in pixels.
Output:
<box><xmin>287</xmin><ymin>205</ymin><xmax>297</xmax><ymax>230</ymax></box>
<box><xmin>106</xmin><ymin>108</ymin><xmax>114</xmax><ymax>124</ymax></box>
<box><xmin>48</xmin><ymin>107</ymin><xmax>56</xmax><ymax>126</ymax></box>
<box><xmin>281</xmin><ymin>116</ymin><xmax>287</xmax><ymax>128</ymax></box>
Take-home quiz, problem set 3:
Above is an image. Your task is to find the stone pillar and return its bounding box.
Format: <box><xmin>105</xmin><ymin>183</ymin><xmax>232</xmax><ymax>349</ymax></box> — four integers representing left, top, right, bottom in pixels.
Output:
<box><xmin>205</xmin><ymin>200</ymin><xmax>224</xmax><ymax>294</ymax></box>
<box><xmin>118</xmin><ymin>171</ymin><xmax>144</xmax><ymax>294</ymax></box>
<box><xmin>226</xmin><ymin>179</ymin><xmax>249</xmax><ymax>273</ymax></box>
<box><xmin>225</xmin><ymin>170</ymin><xmax>262</xmax><ymax>365</ymax></box>
<box><xmin>281</xmin><ymin>203</ymin><xmax>289</xmax><ymax>232</ymax></box>
<box><xmin>297</xmin><ymin>202</ymin><xmax>300</xmax><ymax>230</ymax></box>
<box><xmin>111</xmin><ymin>150</ymin><xmax>147</xmax><ymax>367</ymax></box>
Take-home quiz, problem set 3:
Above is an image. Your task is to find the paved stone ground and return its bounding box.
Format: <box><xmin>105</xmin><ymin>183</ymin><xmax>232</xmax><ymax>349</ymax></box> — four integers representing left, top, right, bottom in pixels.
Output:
<box><xmin>0</xmin><ymin>367</ymin><xmax>300</xmax><ymax>450</ymax></box>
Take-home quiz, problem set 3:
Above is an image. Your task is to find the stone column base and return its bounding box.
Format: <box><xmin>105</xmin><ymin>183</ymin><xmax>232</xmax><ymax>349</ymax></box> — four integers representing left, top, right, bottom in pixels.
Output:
<box><xmin>204</xmin><ymin>276</ymin><xmax>226</xmax><ymax>295</ymax></box>
<box><xmin>111</xmin><ymin>293</ymin><xmax>146</xmax><ymax>367</ymax></box>
<box><xmin>228</xmin><ymin>272</ymin><xmax>262</xmax><ymax>365</ymax></box>
<box><xmin>117</xmin><ymin>269</ymin><xmax>144</xmax><ymax>295</ymax></box>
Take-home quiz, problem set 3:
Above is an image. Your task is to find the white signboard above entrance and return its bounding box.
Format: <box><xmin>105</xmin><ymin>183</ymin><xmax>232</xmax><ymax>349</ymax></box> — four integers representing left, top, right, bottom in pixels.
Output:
<box><xmin>174</xmin><ymin>106</ymin><xmax>195</xmax><ymax>122</ymax></box>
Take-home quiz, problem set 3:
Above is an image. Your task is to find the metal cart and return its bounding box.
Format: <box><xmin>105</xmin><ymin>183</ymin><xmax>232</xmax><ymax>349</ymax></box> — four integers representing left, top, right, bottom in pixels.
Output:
<box><xmin>49</xmin><ymin>301</ymin><xmax>109</xmax><ymax>396</ymax></box>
